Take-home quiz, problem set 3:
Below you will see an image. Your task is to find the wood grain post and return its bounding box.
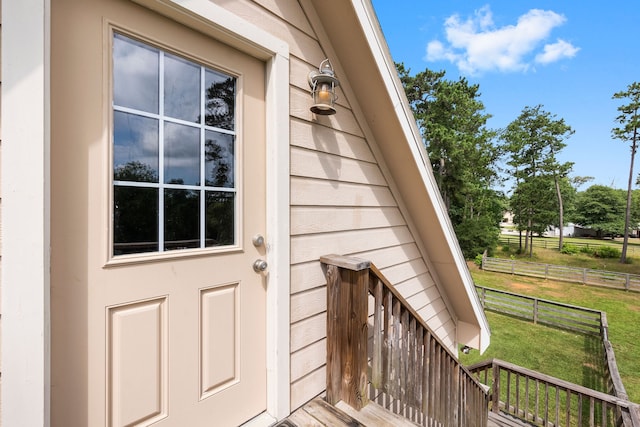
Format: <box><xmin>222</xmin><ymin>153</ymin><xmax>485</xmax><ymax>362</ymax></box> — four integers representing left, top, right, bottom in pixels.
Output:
<box><xmin>371</xmin><ymin>275</ymin><xmax>383</xmax><ymax>390</ymax></box>
<box><xmin>321</xmin><ymin>255</ymin><xmax>370</xmax><ymax>410</ymax></box>
<box><xmin>325</xmin><ymin>262</ymin><xmax>342</xmax><ymax>406</ymax></box>
<box><xmin>492</xmin><ymin>362</ymin><xmax>500</xmax><ymax>414</ymax></box>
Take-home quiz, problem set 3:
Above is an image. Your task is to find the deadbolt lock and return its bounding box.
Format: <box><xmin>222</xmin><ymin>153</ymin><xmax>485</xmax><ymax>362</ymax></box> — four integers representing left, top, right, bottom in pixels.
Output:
<box><xmin>252</xmin><ymin>234</ymin><xmax>265</xmax><ymax>247</ymax></box>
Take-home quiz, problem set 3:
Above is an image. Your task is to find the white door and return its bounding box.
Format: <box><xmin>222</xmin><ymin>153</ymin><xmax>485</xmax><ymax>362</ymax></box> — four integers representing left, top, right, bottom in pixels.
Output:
<box><xmin>51</xmin><ymin>1</ymin><xmax>267</xmax><ymax>425</ymax></box>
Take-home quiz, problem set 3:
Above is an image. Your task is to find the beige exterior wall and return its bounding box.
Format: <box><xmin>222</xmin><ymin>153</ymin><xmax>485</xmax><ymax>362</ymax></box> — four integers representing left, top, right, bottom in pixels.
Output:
<box><xmin>210</xmin><ymin>0</ymin><xmax>458</xmax><ymax>410</ymax></box>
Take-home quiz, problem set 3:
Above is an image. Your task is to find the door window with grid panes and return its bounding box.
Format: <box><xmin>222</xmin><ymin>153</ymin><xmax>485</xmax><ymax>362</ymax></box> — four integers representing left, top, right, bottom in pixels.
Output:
<box><xmin>112</xmin><ymin>33</ymin><xmax>237</xmax><ymax>256</ymax></box>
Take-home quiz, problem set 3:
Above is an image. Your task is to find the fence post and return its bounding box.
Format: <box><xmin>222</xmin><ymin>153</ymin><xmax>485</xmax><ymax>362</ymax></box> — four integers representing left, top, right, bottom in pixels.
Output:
<box><xmin>583</xmin><ymin>268</ymin><xmax>587</xmax><ymax>285</ymax></box>
<box><xmin>533</xmin><ymin>299</ymin><xmax>538</xmax><ymax>324</ymax></box>
<box><xmin>511</xmin><ymin>259</ymin><xmax>515</xmax><ymax>275</ymax></box>
<box><xmin>545</xmin><ymin>264</ymin><xmax>549</xmax><ymax>280</ymax></box>
<box><xmin>322</xmin><ymin>255</ymin><xmax>370</xmax><ymax>410</ymax></box>
<box><xmin>626</xmin><ymin>274</ymin><xmax>630</xmax><ymax>290</ymax></box>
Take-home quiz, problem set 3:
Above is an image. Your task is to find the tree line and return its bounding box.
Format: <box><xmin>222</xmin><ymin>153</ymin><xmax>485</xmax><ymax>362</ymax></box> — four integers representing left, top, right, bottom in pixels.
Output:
<box><xmin>397</xmin><ymin>64</ymin><xmax>640</xmax><ymax>263</ymax></box>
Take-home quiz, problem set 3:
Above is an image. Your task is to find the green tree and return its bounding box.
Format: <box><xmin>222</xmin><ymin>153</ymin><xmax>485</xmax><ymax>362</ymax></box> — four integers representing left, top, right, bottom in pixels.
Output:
<box><xmin>558</xmin><ymin>177</ymin><xmax>578</xmax><ymax>228</ymax></box>
<box><xmin>571</xmin><ymin>175</ymin><xmax>594</xmax><ymax>190</ymax></box>
<box><xmin>612</xmin><ymin>82</ymin><xmax>640</xmax><ymax>262</ymax></box>
<box><xmin>509</xmin><ymin>175</ymin><xmax>557</xmax><ymax>253</ymax></box>
<box><xmin>631</xmin><ymin>189</ymin><xmax>640</xmax><ymax>237</ymax></box>
<box><xmin>113</xmin><ymin>161</ymin><xmax>159</xmax><ymax>254</ymax></box>
<box><xmin>572</xmin><ymin>185</ymin><xmax>625</xmax><ymax>237</ymax></box>
<box><xmin>502</xmin><ymin>105</ymin><xmax>574</xmax><ymax>256</ymax></box>
<box><xmin>397</xmin><ymin>63</ymin><xmax>503</xmax><ymax>258</ymax></box>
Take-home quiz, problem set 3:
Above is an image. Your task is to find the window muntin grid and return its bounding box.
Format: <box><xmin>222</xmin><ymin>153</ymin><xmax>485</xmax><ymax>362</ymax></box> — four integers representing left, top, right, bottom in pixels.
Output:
<box><xmin>112</xmin><ymin>33</ymin><xmax>237</xmax><ymax>256</ymax></box>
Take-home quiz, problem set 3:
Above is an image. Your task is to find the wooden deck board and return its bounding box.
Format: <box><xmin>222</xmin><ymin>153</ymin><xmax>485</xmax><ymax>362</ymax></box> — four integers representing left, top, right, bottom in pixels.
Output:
<box><xmin>302</xmin><ymin>399</ymin><xmax>364</xmax><ymax>426</ymax></box>
<box><xmin>285</xmin><ymin>410</ymin><xmax>325</xmax><ymax>427</ymax></box>
<box><xmin>487</xmin><ymin>411</ymin><xmax>531</xmax><ymax>427</ymax></box>
<box><xmin>336</xmin><ymin>400</ymin><xmax>421</xmax><ymax>426</ymax></box>
<box><xmin>277</xmin><ymin>398</ymin><xmax>423</xmax><ymax>427</ymax></box>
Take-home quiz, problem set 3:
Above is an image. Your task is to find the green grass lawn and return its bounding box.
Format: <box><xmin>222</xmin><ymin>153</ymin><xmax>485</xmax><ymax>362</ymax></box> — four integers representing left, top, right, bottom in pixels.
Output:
<box><xmin>462</xmin><ymin>264</ymin><xmax>640</xmax><ymax>403</ymax></box>
<box><xmin>460</xmin><ymin>312</ymin><xmax>606</xmax><ymax>392</ymax></box>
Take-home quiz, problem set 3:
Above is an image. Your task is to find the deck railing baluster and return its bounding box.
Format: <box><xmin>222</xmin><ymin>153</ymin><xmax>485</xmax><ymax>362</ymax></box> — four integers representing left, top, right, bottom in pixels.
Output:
<box><xmin>382</xmin><ymin>289</ymin><xmax>392</xmax><ymax>396</ymax></box>
<box><xmin>467</xmin><ymin>358</ymin><xmax>640</xmax><ymax>427</ymax></box>
<box><xmin>321</xmin><ymin>255</ymin><xmax>489</xmax><ymax>427</ymax></box>
<box><xmin>371</xmin><ymin>276</ymin><xmax>383</xmax><ymax>390</ymax></box>
<box><xmin>555</xmin><ymin>385</ymin><xmax>560</xmax><ymax>426</ymax></box>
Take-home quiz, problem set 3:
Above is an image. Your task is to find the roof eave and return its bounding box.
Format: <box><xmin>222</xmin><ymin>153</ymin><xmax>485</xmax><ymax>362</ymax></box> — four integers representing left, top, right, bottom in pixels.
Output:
<box><xmin>309</xmin><ymin>0</ymin><xmax>490</xmax><ymax>351</ymax></box>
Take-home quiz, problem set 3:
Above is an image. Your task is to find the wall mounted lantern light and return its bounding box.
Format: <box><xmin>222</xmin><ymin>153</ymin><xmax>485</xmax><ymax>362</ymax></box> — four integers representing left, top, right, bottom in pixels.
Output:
<box><xmin>308</xmin><ymin>59</ymin><xmax>340</xmax><ymax>115</ymax></box>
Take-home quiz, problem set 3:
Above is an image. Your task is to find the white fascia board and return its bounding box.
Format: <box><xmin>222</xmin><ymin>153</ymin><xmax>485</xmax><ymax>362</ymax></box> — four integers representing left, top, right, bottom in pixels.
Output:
<box><xmin>350</xmin><ymin>0</ymin><xmax>490</xmax><ymax>350</ymax></box>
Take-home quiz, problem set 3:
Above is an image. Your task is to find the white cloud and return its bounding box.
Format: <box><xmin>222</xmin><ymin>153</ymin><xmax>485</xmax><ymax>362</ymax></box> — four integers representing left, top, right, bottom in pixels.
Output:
<box><xmin>535</xmin><ymin>39</ymin><xmax>580</xmax><ymax>64</ymax></box>
<box><xmin>425</xmin><ymin>6</ymin><xmax>579</xmax><ymax>75</ymax></box>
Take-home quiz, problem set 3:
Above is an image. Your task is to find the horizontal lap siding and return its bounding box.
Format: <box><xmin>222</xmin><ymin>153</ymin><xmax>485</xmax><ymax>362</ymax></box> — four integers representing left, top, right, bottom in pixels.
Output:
<box><xmin>210</xmin><ymin>0</ymin><xmax>456</xmax><ymax>411</ymax></box>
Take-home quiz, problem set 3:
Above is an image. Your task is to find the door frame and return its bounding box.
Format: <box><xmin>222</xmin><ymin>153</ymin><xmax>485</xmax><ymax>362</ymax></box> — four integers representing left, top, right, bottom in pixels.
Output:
<box><xmin>1</xmin><ymin>0</ymin><xmax>291</xmax><ymax>425</ymax></box>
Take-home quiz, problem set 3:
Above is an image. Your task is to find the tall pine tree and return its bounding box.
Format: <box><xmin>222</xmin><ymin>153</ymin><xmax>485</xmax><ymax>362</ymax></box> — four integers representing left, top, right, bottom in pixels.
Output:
<box><xmin>397</xmin><ymin>64</ymin><xmax>503</xmax><ymax>257</ymax></box>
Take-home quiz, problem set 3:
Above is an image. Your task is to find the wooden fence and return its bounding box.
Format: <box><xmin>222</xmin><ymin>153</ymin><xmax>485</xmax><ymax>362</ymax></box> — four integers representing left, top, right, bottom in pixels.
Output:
<box><xmin>476</xmin><ymin>286</ymin><xmax>632</xmax><ymax>417</ymax></box>
<box><xmin>476</xmin><ymin>286</ymin><xmax>602</xmax><ymax>335</ymax></box>
<box><xmin>482</xmin><ymin>256</ymin><xmax>640</xmax><ymax>292</ymax></box>
<box><xmin>499</xmin><ymin>236</ymin><xmax>640</xmax><ymax>255</ymax></box>
<box><xmin>468</xmin><ymin>359</ymin><xmax>640</xmax><ymax>427</ymax></box>
<box><xmin>322</xmin><ymin>254</ymin><xmax>489</xmax><ymax>427</ymax></box>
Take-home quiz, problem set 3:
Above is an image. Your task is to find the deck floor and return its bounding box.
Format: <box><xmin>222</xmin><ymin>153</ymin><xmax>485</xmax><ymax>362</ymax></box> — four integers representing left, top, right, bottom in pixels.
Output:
<box><xmin>275</xmin><ymin>398</ymin><xmax>363</xmax><ymax>427</ymax></box>
<box><xmin>277</xmin><ymin>398</ymin><xmax>423</xmax><ymax>427</ymax></box>
<box><xmin>277</xmin><ymin>397</ymin><xmax>526</xmax><ymax>427</ymax></box>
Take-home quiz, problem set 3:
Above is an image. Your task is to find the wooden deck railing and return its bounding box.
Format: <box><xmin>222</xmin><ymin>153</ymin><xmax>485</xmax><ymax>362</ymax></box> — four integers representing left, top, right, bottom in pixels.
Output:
<box><xmin>476</xmin><ymin>286</ymin><xmax>631</xmax><ymax>404</ymax></box>
<box><xmin>321</xmin><ymin>254</ymin><xmax>489</xmax><ymax>427</ymax></box>
<box><xmin>601</xmin><ymin>313</ymin><xmax>632</xmax><ymax>405</ymax></box>
<box><xmin>467</xmin><ymin>359</ymin><xmax>640</xmax><ymax>427</ymax></box>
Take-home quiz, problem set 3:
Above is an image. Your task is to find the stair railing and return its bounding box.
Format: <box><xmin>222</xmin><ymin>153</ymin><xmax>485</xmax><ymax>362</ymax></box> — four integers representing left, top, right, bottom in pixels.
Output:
<box><xmin>322</xmin><ymin>254</ymin><xmax>489</xmax><ymax>427</ymax></box>
<box><xmin>467</xmin><ymin>358</ymin><xmax>640</xmax><ymax>427</ymax></box>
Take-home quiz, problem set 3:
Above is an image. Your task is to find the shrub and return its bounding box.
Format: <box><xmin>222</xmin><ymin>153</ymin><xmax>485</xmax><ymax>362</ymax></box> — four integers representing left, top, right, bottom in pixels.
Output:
<box><xmin>501</xmin><ymin>245</ymin><xmax>511</xmax><ymax>253</ymax></box>
<box><xmin>453</xmin><ymin>216</ymin><xmax>499</xmax><ymax>259</ymax></box>
<box><xmin>580</xmin><ymin>246</ymin><xmax>595</xmax><ymax>255</ymax></box>
<box><xmin>593</xmin><ymin>246</ymin><xmax>620</xmax><ymax>259</ymax></box>
<box><xmin>474</xmin><ymin>253</ymin><xmax>484</xmax><ymax>267</ymax></box>
<box><xmin>561</xmin><ymin>243</ymin><xmax>579</xmax><ymax>255</ymax></box>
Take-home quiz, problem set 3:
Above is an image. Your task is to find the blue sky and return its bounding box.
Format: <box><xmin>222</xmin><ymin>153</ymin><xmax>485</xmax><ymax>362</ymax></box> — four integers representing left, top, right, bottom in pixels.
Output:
<box><xmin>370</xmin><ymin>0</ymin><xmax>640</xmax><ymax>191</ymax></box>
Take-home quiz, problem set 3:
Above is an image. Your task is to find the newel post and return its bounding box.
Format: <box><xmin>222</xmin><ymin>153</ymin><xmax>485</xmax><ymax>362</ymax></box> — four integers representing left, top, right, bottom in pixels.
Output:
<box><xmin>321</xmin><ymin>255</ymin><xmax>370</xmax><ymax>410</ymax></box>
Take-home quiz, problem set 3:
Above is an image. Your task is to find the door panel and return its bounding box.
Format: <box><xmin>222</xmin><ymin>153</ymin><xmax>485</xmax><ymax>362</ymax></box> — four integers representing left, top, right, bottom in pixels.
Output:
<box><xmin>200</xmin><ymin>283</ymin><xmax>239</xmax><ymax>397</ymax></box>
<box><xmin>51</xmin><ymin>1</ymin><xmax>267</xmax><ymax>426</ymax></box>
<box><xmin>108</xmin><ymin>298</ymin><xmax>167</xmax><ymax>426</ymax></box>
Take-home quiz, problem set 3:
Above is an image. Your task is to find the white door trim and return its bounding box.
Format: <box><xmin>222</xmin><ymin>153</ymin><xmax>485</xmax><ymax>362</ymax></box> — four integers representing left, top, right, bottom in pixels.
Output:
<box><xmin>130</xmin><ymin>0</ymin><xmax>291</xmax><ymax>421</ymax></box>
<box><xmin>1</xmin><ymin>1</ymin><xmax>52</xmax><ymax>426</ymax></box>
